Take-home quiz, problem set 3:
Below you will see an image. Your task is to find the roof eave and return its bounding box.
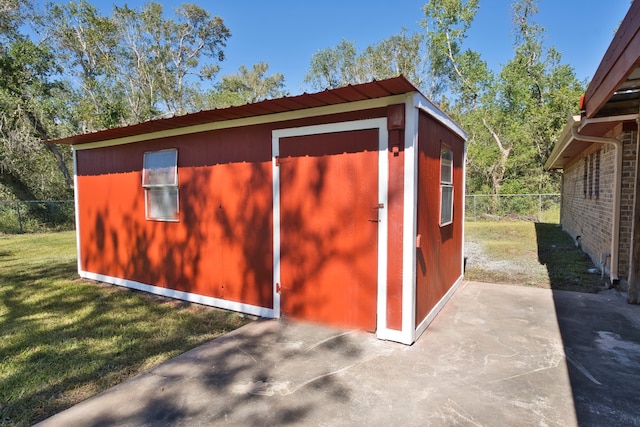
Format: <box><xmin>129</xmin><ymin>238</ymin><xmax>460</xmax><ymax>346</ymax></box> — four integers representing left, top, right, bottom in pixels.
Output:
<box><xmin>49</xmin><ymin>76</ymin><xmax>425</xmax><ymax>146</ymax></box>
<box><xmin>583</xmin><ymin>0</ymin><xmax>640</xmax><ymax>119</ymax></box>
<box><xmin>544</xmin><ymin>115</ymin><xmax>581</xmax><ymax>170</ymax></box>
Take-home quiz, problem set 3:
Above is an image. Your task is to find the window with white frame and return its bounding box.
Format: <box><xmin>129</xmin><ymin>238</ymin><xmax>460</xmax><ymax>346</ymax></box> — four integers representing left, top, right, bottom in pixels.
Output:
<box><xmin>440</xmin><ymin>146</ymin><xmax>453</xmax><ymax>226</ymax></box>
<box><xmin>142</xmin><ymin>149</ymin><xmax>179</xmax><ymax>221</ymax></box>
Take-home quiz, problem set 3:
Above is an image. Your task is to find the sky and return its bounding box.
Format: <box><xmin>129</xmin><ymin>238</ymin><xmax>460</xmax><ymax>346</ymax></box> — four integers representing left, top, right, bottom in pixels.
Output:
<box><xmin>38</xmin><ymin>0</ymin><xmax>633</xmax><ymax>94</ymax></box>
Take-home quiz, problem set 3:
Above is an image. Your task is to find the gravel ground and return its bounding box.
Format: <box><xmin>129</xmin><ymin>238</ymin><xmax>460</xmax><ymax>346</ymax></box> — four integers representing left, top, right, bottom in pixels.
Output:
<box><xmin>464</xmin><ymin>240</ymin><xmax>550</xmax><ymax>286</ymax></box>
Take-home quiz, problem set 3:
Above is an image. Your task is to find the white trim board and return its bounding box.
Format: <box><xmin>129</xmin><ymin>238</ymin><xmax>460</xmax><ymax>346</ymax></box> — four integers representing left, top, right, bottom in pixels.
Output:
<box><xmin>79</xmin><ymin>270</ymin><xmax>275</xmax><ymax>318</ymax></box>
<box><xmin>401</xmin><ymin>98</ymin><xmax>419</xmax><ymax>345</ymax></box>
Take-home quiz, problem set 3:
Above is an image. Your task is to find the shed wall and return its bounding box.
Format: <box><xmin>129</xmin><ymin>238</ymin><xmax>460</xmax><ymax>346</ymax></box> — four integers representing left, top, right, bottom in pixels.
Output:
<box><xmin>76</xmin><ymin>109</ymin><xmax>388</xmax><ymax>311</ymax></box>
<box><xmin>415</xmin><ymin>111</ymin><xmax>465</xmax><ymax>326</ymax></box>
<box><xmin>76</xmin><ymin>126</ymin><xmax>274</xmax><ymax>307</ymax></box>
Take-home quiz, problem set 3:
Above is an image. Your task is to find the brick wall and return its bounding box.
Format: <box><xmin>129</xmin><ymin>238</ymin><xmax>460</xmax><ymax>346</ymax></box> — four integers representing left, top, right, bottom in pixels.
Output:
<box><xmin>619</xmin><ymin>129</ymin><xmax>637</xmax><ymax>279</ymax></box>
<box><xmin>559</xmin><ymin>127</ymin><xmax>637</xmax><ymax>282</ymax></box>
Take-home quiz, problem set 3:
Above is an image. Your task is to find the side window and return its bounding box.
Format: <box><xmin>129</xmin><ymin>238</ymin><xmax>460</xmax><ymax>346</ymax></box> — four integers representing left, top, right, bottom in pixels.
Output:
<box><xmin>142</xmin><ymin>149</ymin><xmax>179</xmax><ymax>221</ymax></box>
<box><xmin>440</xmin><ymin>145</ymin><xmax>453</xmax><ymax>226</ymax></box>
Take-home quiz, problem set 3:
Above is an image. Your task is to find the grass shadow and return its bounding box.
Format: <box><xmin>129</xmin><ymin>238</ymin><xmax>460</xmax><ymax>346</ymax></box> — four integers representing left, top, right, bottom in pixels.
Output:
<box><xmin>0</xmin><ymin>232</ymin><xmax>251</xmax><ymax>426</ymax></box>
<box><xmin>534</xmin><ymin>222</ymin><xmax>607</xmax><ymax>292</ymax></box>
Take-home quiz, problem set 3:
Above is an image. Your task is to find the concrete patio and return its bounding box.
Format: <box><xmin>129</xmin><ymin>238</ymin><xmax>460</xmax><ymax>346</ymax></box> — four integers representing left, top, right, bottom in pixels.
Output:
<box><xmin>38</xmin><ymin>281</ymin><xmax>640</xmax><ymax>426</ymax></box>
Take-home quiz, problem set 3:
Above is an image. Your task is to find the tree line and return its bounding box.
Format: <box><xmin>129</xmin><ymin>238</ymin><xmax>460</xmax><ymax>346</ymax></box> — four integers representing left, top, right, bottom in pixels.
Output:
<box><xmin>0</xmin><ymin>0</ymin><xmax>584</xmax><ymax>202</ymax></box>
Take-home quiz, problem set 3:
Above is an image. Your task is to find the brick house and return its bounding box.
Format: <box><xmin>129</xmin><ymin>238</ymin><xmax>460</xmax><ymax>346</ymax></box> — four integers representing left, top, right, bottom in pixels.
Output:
<box><xmin>545</xmin><ymin>1</ymin><xmax>640</xmax><ymax>303</ymax></box>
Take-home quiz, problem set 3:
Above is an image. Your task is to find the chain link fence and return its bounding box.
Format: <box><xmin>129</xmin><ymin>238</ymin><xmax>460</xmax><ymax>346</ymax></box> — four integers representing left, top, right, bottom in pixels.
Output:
<box><xmin>0</xmin><ymin>194</ymin><xmax>561</xmax><ymax>234</ymax></box>
<box><xmin>465</xmin><ymin>194</ymin><xmax>561</xmax><ymax>223</ymax></box>
<box><xmin>0</xmin><ymin>200</ymin><xmax>75</xmax><ymax>234</ymax></box>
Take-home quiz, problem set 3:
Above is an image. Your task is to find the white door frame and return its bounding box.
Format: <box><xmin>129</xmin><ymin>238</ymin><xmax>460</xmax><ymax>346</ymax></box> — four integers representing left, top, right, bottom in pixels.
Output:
<box><xmin>272</xmin><ymin>118</ymin><xmax>389</xmax><ymax>334</ymax></box>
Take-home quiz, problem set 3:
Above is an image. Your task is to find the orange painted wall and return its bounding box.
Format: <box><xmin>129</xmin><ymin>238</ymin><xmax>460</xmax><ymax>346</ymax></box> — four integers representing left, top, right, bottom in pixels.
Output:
<box><xmin>279</xmin><ymin>129</ymin><xmax>379</xmax><ymax>331</ymax></box>
<box><xmin>415</xmin><ymin>111</ymin><xmax>465</xmax><ymax>326</ymax></box>
<box><xmin>76</xmin><ymin>125</ymin><xmax>274</xmax><ymax>308</ymax></box>
<box><xmin>76</xmin><ymin>109</ymin><xmax>388</xmax><ymax>311</ymax></box>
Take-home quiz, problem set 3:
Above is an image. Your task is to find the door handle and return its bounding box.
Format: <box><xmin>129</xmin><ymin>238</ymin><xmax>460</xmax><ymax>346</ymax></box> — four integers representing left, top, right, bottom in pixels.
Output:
<box><xmin>370</xmin><ymin>203</ymin><xmax>384</xmax><ymax>222</ymax></box>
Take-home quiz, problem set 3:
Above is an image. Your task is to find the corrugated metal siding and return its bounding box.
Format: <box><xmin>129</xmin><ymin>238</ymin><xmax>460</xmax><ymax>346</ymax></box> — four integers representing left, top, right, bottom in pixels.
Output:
<box><xmin>279</xmin><ymin>129</ymin><xmax>379</xmax><ymax>330</ymax></box>
<box><xmin>386</xmin><ymin>139</ymin><xmax>404</xmax><ymax>331</ymax></box>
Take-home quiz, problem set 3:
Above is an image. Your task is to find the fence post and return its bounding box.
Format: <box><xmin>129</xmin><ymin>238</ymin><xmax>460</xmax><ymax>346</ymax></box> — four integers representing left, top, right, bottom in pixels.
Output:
<box><xmin>473</xmin><ymin>195</ymin><xmax>477</xmax><ymax>222</ymax></box>
<box><xmin>538</xmin><ymin>194</ymin><xmax>542</xmax><ymax>222</ymax></box>
<box><xmin>16</xmin><ymin>201</ymin><xmax>24</xmax><ymax>234</ymax></box>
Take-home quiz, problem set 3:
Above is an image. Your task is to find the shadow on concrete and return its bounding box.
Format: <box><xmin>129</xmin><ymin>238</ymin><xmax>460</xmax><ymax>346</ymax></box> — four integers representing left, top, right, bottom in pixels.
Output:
<box><xmin>37</xmin><ymin>319</ymin><xmax>372</xmax><ymax>426</ymax></box>
<box><xmin>536</xmin><ymin>222</ymin><xmax>640</xmax><ymax>426</ymax></box>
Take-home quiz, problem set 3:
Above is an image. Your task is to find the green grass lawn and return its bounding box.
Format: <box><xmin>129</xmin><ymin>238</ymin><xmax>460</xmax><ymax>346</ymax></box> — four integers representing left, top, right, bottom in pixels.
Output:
<box><xmin>0</xmin><ymin>231</ymin><xmax>252</xmax><ymax>426</ymax></box>
<box><xmin>465</xmin><ymin>221</ymin><xmax>608</xmax><ymax>291</ymax></box>
<box><xmin>1</xmin><ymin>222</ymin><xmax>607</xmax><ymax>425</ymax></box>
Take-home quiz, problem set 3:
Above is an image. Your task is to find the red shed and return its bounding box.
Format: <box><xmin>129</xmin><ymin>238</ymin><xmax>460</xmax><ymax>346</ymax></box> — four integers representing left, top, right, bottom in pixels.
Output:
<box><xmin>55</xmin><ymin>76</ymin><xmax>466</xmax><ymax>345</ymax></box>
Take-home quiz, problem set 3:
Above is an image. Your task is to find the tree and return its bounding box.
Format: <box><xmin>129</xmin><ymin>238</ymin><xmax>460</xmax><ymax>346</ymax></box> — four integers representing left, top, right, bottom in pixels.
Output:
<box><xmin>304</xmin><ymin>31</ymin><xmax>428</xmax><ymax>92</ymax></box>
<box><xmin>1</xmin><ymin>23</ymin><xmax>73</xmax><ymax>198</ymax></box>
<box><xmin>41</xmin><ymin>1</ymin><xmax>231</xmax><ymax>131</ymax></box>
<box><xmin>305</xmin><ymin>39</ymin><xmax>360</xmax><ymax>90</ymax></box>
<box><xmin>422</xmin><ymin>0</ymin><xmax>584</xmax><ymax>194</ymax></box>
<box><xmin>207</xmin><ymin>62</ymin><xmax>288</xmax><ymax>108</ymax></box>
<box><xmin>1</xmin><ymin>0</ymin><xmax>236</xmax><ymax>202</ymax></box>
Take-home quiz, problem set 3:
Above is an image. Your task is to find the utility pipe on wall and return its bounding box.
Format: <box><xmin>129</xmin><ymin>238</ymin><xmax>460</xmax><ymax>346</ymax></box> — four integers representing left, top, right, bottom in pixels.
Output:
<box><xmin>571</xmin><ymin>124</ymin><xmax>622</xmax><ymax>283</ymax></box>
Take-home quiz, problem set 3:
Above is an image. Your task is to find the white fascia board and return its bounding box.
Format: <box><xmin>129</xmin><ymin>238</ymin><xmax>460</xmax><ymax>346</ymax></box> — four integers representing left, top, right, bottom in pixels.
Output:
<box><xmin>414</xmin><ymin>94</ymin><xmax>467</xmax><ymax>141</ymax></box>
<box><xmin>79</xmin><ymin>270</ymin><xmax>275</xmax><ymax>318</ymax></box>
<box><xmin>544</xmin><ymin>115</ymin><xmax>581</xmax><ymax>170</ymax></box>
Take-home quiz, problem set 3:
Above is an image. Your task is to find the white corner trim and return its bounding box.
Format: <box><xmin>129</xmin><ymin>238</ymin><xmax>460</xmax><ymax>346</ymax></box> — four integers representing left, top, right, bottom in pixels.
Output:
<box><xmin>401</xmin><ymin>98</ymin><xmax>419</xmax><ymax>345</ymax></box>
<box><xmin>79</xmin><ymin>270</ymin><xmax>275</xmax><ymax>318</ymax></box>
<box><xmin>377</xmin><ymin>327</ymin><xmax>413</xmax><ymax>345</ymax></box>
<box><xmin>72</xmin><ymin>147</ymin><xmax>82</xmax><ymax>275</ymax></box>
<box><xmin>414</xmin><ymin>275</ymin><xmax>464</xmax><ymax>340</ymax></box>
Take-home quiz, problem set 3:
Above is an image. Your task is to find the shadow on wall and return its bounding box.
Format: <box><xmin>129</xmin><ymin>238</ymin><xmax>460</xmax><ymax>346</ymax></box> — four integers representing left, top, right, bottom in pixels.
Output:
<box><xmin>81</xmin><ymin>136</ymin><xmax>274</xmax><ymax>308</ymax></box>
<box><xmin>79</xmin><ymin>125</ymin><xmax>381</xmax><ymax>327</ymax></box>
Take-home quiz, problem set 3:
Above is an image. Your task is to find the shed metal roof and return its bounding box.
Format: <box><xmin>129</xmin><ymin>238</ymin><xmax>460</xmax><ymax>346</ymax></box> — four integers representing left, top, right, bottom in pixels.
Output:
<box><xmin>52</xmin><ymin>76</ymin><xmax>421</xmax><ymax>146</ymax></box>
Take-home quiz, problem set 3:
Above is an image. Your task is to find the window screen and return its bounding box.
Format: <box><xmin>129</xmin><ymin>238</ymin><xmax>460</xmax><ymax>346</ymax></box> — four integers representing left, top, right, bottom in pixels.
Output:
<box><xmin>143</xmin><ymin>149</ymin><xmax>179</xmax><ymax>221</ymax></box>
